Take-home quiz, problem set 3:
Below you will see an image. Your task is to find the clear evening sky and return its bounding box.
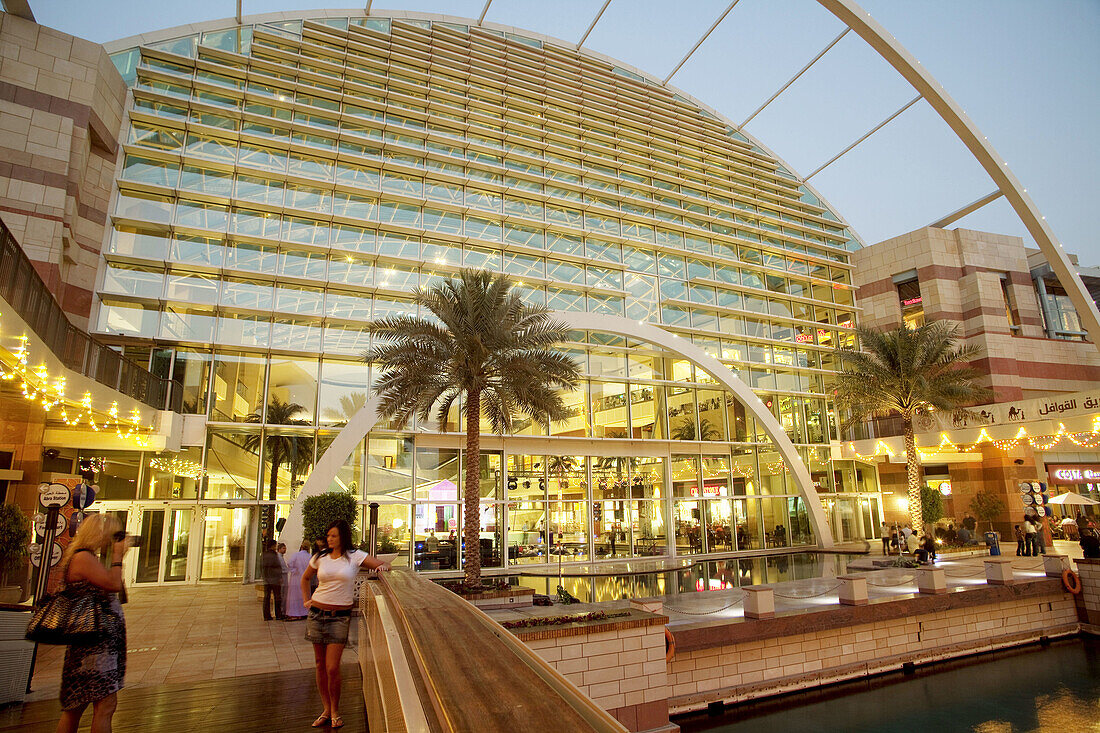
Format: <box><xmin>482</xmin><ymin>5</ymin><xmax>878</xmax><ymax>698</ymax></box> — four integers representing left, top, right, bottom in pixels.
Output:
<box><xmin>30</xmin><ymin>0</ymin><xmax>1100</xmax><ymax>264</ymax></box>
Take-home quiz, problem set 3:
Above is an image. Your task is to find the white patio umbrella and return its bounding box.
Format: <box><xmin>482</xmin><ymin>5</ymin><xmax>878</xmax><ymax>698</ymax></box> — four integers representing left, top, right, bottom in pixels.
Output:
<box><xmin>1047</xmin><ymin>493</ymin><xmax>1100</xmax><ymax>506</ymax></box>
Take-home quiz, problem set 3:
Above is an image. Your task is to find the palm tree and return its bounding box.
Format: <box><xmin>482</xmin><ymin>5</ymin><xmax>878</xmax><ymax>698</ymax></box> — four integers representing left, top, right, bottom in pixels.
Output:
<box><xmin>367</xmin><ymin>270</ymin><xmax>581</xmax><ymax>587</ymax></box>
<box><xmin>243</xmin><ymin>396</ymin><xmax>312</xmax><ymax>538</ymax></box>
<box><xmin>322</xmin><ymin>391</ymin><xmax>369</xmax><ymax>426</ymax></box>
<box><xmin>671</xmin><ymin>416</ymin><xmax>720</xmax><ymax>441</ymax></box>
<box><xmin>834</xmin><ymin>322</ymin><xmax>989</xmax><ymax>532</ymax></box>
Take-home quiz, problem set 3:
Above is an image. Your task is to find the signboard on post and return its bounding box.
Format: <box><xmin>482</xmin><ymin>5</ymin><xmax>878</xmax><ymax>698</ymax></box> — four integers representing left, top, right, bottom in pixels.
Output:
<box><xmin>29</xmin><ymin>541</ymin><xmax>63</xmax><ymax>569</ymax></box>
<box><xmin>38</xmin><ymin>483</ymin><xmax>71</xmax><ymax>508</ymax></box>
<box><xmin>33</xmin><ymin>512</ymin><xmax>67</xmax><ymax>539</ymax></box>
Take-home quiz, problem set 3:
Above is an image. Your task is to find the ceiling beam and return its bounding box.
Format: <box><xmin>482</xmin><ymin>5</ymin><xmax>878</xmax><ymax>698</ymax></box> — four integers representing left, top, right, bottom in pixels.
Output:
<box><xmin>477</xmin><ymin>0</ymin><xmax>492</xmax><ymax>25</ymax></box>
<box><xmin>577</xmin><ymin>0</ymin><xmax>612</xmax><ymax>49</ymax></box>
<box><xmin>818</xmin><ymin>0</ymin><xmax>1100</xmax><ymax>349</ymax></box>
<box><xmin>663</xmin><ymin>0</ymin><xmax>741</xmax><ymax>85</ymax></box>
<box><xmin>805</xmin><ymin>94</ymin><xmax>920</xmax><ymax>180</ymax></box>
<box><xmin>928</xmin><ymin>190</ymin><xmax>1003</xmax><ymax>229</ymax></box>
<box><xmin>740</xmin><ymin>28</ymin><xmax>849</xmax><ymax>128</ymax></box>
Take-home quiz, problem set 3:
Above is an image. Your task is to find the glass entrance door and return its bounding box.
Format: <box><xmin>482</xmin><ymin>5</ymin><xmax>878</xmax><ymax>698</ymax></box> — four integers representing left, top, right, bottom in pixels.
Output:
<box><xmin>200</xmin><ymin>507</ymin><xmax>251</xmax><ymax>580</ymax></box>
<box><xmin>133</xmin><ymin>508</ymin><xmax>193</xmax><ymax>584</ymax></box>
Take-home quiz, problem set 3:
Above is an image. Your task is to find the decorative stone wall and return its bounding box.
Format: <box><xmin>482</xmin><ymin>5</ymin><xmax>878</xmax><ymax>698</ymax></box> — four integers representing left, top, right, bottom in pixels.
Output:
<box><xmin>1075</xmin><ymin>557</ymin><xmax>1100</xmax><ymax>626</ymax></box>
<box><xmin>666</xmin><ymin>579</ymin><xmax>1076</xmax><ymax>713</ymax></box>
<box><xmin>514</xmin><ymin>612</ymin><xmax>673</xmax><ymax>733</ymax></box>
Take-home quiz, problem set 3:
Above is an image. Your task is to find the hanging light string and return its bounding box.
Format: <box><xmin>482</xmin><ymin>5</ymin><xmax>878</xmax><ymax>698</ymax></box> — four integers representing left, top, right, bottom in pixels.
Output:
<box><xmin>0</xmin><ymin>317</ymin><xmax>152</xmax><ymax>445</ymax></box>
<box><xmin>847</xmin><ymin>417</ymin><xmax>1100</xmax><ymax>460</ymax></box>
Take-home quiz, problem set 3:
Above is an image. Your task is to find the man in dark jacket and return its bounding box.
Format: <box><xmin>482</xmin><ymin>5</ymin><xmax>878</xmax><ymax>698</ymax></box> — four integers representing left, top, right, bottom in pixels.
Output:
<box><xmin>261</xmin><ymin>539</ymin><xmax>286</xmax><ymax>620</ymax></box>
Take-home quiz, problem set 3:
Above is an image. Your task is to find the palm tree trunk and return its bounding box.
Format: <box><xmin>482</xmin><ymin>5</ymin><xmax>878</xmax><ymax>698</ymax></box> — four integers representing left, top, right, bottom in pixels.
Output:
<box><xmin>464</xmin><ymin>388</ymin><xmax>482</xmax><ymax>587</ymax></box>
<box><xmin>903</xmin><ymin>416</ymin><xmax>922</xmax><ymax>533</ymax></box>
<box><xmin>265</xmin><ymin>444</ymin><xmax>281</xmax><ymax>541</ymax></box>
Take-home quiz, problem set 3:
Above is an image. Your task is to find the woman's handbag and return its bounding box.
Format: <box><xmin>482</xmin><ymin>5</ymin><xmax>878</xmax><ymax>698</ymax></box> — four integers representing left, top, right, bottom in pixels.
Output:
<box><xmin>25</xmin><ymin>588</ymin><xmax>110</xmax><ymax>646</ymax></box>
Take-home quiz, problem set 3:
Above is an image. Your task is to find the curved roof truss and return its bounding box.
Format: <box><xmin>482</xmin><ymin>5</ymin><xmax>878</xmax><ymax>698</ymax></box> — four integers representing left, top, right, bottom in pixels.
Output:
<box><xmin>278</xmin><ymin>313</ymin><xmax>836</xmax><ymax>556</ymax></box>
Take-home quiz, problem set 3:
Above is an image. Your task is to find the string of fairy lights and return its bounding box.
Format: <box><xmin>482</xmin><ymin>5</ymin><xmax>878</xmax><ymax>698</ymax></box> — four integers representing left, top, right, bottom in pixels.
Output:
<box><xmin>0</xmin><ymin>315</ymin><xmax>152</xmax><ymax>446</ymax></box>
<box><xmin>846</xmin><ymin>417</ymin><xmax>1100</xmax><ymax>461</ymax></box>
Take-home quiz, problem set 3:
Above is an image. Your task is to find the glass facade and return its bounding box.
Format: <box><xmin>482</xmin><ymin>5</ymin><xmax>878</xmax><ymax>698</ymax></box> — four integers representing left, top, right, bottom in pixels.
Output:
<box><xmin>93</xmin><ymin>14</ymin><xmax>875</xmax><ymax>579</ymax></box>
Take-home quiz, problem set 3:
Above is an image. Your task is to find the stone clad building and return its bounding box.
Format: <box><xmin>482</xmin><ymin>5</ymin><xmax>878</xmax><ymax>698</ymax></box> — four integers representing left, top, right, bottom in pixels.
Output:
<box><xmin>851</xmin><ymin>226</ymin><xmax>1100</xmax><ymax>536</ymax></box>
<box><xmin>0</xmin><ymin>12</ymin><xmax>127</xmax><ymax>328</ymax></box>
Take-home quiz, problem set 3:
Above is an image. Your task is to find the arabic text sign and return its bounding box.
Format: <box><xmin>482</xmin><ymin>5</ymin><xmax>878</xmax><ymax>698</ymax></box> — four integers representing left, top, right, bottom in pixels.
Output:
<box><xmin>38</xmin><ymin>482</ymin><xmax>71</xmax><ymax>507</ymax></box>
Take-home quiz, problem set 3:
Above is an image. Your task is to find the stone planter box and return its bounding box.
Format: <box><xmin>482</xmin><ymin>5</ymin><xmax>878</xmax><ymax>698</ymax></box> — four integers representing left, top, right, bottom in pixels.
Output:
<box><xmin>456</xmin><ymin>586</ymin><xmax>535</xmax><ymax>610</ymax></box>
<box><xmin>0</xmin><ymin>605</ymin><xmax>34</xmax><ymax>705</ymax></box>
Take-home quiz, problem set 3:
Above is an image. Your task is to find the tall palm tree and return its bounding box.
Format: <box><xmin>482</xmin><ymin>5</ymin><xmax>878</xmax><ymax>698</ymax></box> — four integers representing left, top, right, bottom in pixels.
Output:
<box><xmin>834</xmin><ymin>322</ymin><xmax>989</xmax><ymax>532</ymax></box>
<box><xmin>244</xmin><ymin>396</ymin><xmax>312</xmax><ymax>538</ymax></box>
<box><xmin>367</xmin><ymin>270</ymin><xmax>581</xmax><ymax>587</ymax></box>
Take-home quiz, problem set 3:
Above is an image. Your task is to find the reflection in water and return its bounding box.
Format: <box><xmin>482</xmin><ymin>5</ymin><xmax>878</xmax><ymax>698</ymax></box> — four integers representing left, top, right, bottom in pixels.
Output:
<box><xmin>678</xmin><ymin>638</ymin><xmax>1100</xmax><ymax>733</ymax></box>
<box><xmin>517</xmin><ymin>552</ymin><xmax>855</xmax><ymax>602</ymax></box>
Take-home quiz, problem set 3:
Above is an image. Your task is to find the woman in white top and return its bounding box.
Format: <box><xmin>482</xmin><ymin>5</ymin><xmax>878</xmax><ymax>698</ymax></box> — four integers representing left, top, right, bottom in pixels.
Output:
<box><xmin>300</xmin><ymin>519</ymin><xmax>388</xmax><ymax>729</ymax></box>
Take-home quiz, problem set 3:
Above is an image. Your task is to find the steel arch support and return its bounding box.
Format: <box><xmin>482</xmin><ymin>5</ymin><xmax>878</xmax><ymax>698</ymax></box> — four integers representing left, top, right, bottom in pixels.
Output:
<box><xmin>280</xmin><ymin>313</ymin><xmax>835</xmax><ymax>553</ymax></box>
<box><xmin>817</xmin><ymin>0</ymin><xmax>1100</xmax><ymax>348</ymax></box>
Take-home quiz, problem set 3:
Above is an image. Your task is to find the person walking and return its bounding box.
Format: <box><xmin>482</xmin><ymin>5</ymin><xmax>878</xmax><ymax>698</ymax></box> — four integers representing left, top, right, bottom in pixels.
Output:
<box><xmin>262</xmin><ymin>540</ymin><xmax>286</xmax><ymax>621</ymax></box>
<box><xmin>54</xmin><ymin>514</ymin><xmax>129</xmax><ymax>733</ymax></box>
<box><xmin>301</xmin><ymin>520</ymin><xmax>389</xmax><ymax>729</ymax></box>
<box><xmin>285</xmin><ymin>541</ymin><xmax>311</xmax><ymax>620</ymax></box>
<box><xmin>881</xmin><ymin>522</ymin><xmax>890</xmax><ymax>555</ymax></box>
<box><xmin>1014</xmin><ymin>524</ymin><xmax>1025</xmax><ymax>556</ymax></box>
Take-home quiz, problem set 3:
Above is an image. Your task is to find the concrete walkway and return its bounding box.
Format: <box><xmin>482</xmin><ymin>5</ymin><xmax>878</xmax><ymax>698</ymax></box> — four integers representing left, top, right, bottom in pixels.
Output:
<box><xmin>27</xmin><ymin>583</ymin><xmax>357</xmax><ymax>703</ymax></box>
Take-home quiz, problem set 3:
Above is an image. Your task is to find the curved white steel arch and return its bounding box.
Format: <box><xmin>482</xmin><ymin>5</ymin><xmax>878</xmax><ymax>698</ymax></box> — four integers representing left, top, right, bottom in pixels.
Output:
<box><xmin>817</xmin><ymin>0</ymin><xmax>1100</xmax><ymax>347</ymax></box>
<box><xmin>279</xmin><ymin>313</ymin><xmax>835</xmax><ymax>554</ymax></box>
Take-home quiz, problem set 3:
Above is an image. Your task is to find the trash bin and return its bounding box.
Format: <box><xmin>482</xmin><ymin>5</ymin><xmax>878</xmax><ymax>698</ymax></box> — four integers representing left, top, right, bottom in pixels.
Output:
<box><xmin>984</xmin><ymin>531</ymin><xmax>1001</xmax><ymax>556</ymax></box>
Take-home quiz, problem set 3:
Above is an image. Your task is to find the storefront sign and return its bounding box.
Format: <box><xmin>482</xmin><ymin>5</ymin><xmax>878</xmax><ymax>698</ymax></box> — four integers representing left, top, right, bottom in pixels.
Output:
<box><xmin>1047</xmin><ymin>464</ymin><xmax>1100</xmax><ymax>484</ymax></box>
<box><xmin>912</xmin><ymin>388</ymin><xmax>1100</xmax><ymax>432</ymax></box>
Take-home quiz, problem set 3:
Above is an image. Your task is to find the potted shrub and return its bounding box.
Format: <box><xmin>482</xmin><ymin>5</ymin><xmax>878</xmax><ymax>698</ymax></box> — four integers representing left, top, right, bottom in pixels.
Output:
<box><xmin>0</xmin><ymin>504</ymin><xmax>31</xmax><ymax>604</ymax></box>
<box><xmin>302</xmin><ymin>490</ymin><xmax>358</xmax><ymax>545</ymax></box>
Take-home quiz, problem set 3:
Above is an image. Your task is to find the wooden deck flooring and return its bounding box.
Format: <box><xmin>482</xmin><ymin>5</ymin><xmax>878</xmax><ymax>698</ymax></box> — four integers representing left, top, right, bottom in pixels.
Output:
<box><xmin>0</xmin><ymin>665</ymin><xmax>366</xmax><ymax>732</ymax></box>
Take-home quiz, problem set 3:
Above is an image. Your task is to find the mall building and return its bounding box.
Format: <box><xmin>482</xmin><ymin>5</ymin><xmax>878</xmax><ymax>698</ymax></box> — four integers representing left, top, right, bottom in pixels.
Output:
<box><xmin>0</xmin><ymin>6</ymin><xmax>1094</xmax><ymax>588</ymax></box>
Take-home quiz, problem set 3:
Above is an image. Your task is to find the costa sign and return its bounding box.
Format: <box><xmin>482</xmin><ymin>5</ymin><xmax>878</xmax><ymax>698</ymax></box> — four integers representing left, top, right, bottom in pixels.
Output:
<box><xmin>1047</xmin><ymin>464</ymin><xmax>1100</xmax><ymax>484</ymax></box>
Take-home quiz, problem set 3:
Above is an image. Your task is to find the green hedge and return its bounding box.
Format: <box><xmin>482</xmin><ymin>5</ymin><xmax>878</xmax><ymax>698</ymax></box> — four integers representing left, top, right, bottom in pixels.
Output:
<box><xmin>302</xmin><ymin>491</ymin><xmax>358</xmax><ymax>544</ymax></box>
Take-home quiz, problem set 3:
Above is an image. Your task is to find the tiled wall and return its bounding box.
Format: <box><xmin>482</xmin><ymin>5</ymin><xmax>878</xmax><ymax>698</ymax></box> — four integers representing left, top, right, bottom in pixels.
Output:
<box><xmin>520</xmin><ymin>620</ymin><xmax>671</xmax><ymax>732</ymax></box>
<box><xmin>666</xmin><ymin>589</ymin><xmax>1076</xmax><ymax>712</ymax></box>
<box><xmin>1076</xmin><ymin>558</ymin><xmax>1100</xmax><ymax>625</ymax></box>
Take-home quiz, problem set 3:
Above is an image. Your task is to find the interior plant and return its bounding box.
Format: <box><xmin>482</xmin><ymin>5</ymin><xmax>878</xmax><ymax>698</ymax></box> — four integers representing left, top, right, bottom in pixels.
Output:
<box><xmin>921</xmin><ymin>484</ymin><xmax>945</xmax><ymax>528</ymax></box>
<box><xmin>366</xmin><ymin>270</ymin><xmax>580</xmax><ymax>588</ymax></box>
<box><xmin>970</xmin><ymin>490</ymin><xmax>1007</xmax><ymax>532</ymax></box>
<box><xmin>0</xmin><ymin>503</ymin><xmax>32</xmax><ymax>599</ymax></box>
<box><xmin>834</xmin><ymin>321</ymin><xmax>989</xmax><ymax>533</ymax></box>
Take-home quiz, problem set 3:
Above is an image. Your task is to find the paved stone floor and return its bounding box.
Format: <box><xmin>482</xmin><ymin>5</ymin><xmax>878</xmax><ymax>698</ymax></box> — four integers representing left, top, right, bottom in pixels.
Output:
<box><xmin>27</xmin><ymin>583</ymin><xmax>358</xmax><ymax>703</ymax></box>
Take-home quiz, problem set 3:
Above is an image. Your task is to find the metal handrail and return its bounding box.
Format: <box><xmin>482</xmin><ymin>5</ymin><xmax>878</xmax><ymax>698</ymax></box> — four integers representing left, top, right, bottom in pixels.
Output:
<box><xmin>0</xmin><ymin>218</ymin><xmax>179</xmax><ymax>412</ymax></box>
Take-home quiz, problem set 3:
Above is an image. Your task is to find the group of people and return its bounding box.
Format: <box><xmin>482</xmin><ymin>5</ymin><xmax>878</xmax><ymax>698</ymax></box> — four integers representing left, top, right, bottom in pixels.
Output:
<box><xmin>260</xmin><ymin>539</ymin><xmax>314</xmax><ymax>621</ymax></box>
<box><xmin>50</xmin><ymin>515</ymin><xmax>389</xmax><ymax>732</ymax></box>
<box><xmin>880</xmin><ymin>522</ymin><xmax>938</xmax><ymax>564</ymax></box>
<box><xmin>1012</xmin><ymin>517</ymin><xmax>1047</xmax><ymax>557</ymax></box>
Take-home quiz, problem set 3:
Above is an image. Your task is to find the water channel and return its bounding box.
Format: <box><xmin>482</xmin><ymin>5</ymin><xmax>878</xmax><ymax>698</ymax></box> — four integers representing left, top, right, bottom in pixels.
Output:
<box><xmin>677</xmin><ymin>637</ymin><xmax>1100</xmax><ymax>733</ymax></box>
<box><xmin>514</xmin><ymin>551</ymin><xmax>858</xmax><ymax>602</ymax></box>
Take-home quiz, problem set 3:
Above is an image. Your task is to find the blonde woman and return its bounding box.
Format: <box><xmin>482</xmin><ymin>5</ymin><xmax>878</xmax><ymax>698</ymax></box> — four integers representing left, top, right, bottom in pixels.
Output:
<box><xmin>54</xmin><ymin>513</ymin><xmax>129</xmax><ymax>733</ymax></box>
